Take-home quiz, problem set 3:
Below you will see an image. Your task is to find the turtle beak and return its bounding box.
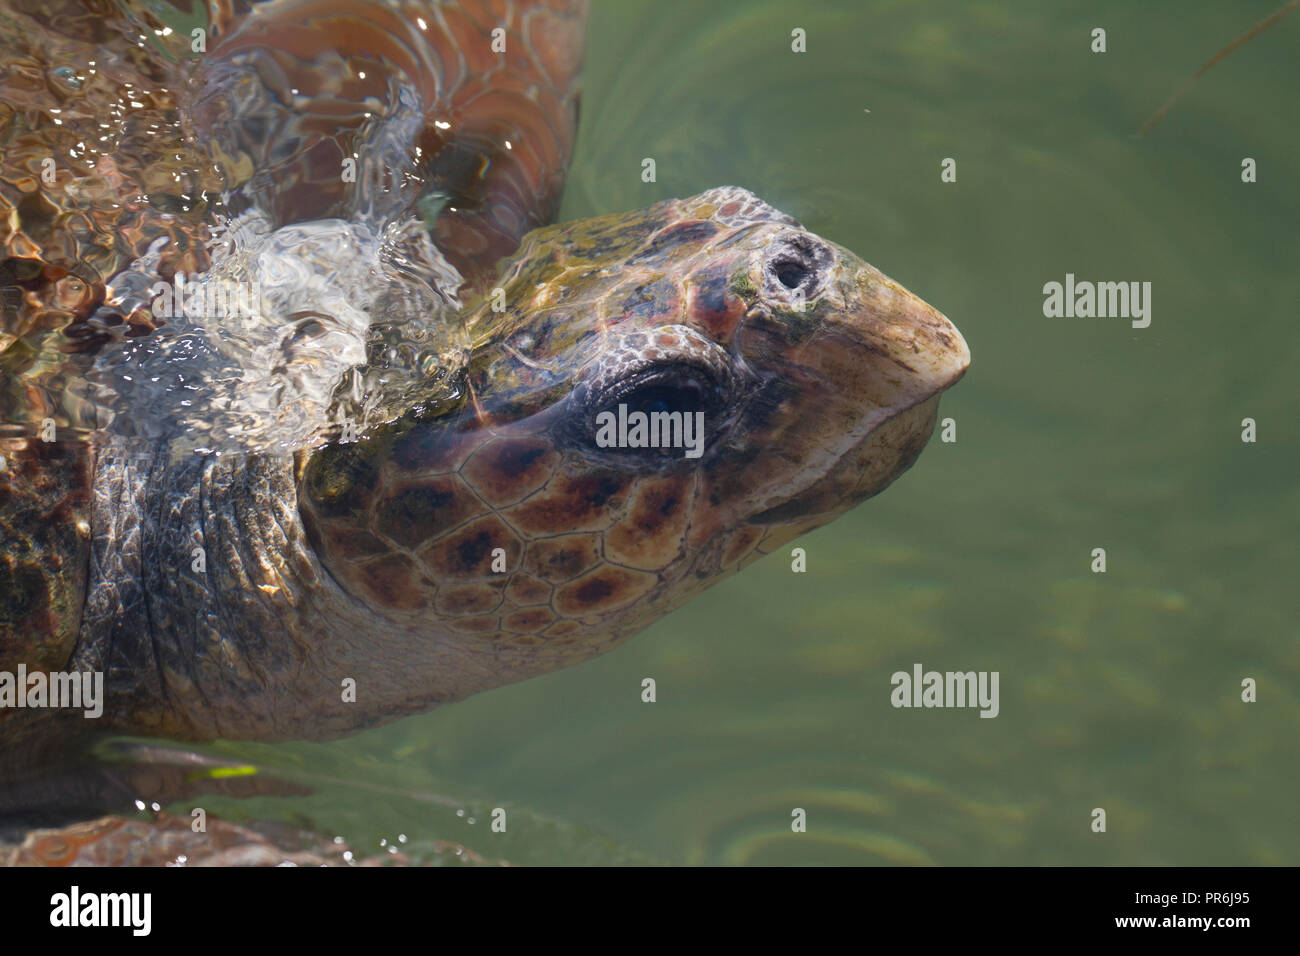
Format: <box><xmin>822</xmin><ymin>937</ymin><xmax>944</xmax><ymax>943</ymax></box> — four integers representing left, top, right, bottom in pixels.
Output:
<box><xmin>821</xmin><ymin>260</ymin><xmax>970</xmax><ymax>438</ymax></box>
<box><xmin>718</xmin><ymin>252</ymin><xmax>969</xmax><ymax>526</ymax></box>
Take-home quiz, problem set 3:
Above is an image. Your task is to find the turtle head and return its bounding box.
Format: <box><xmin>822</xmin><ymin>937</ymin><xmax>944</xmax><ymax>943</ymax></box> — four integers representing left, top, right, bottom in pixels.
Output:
<box><xmin>298</xmin><ymin>186</ymin><xmax>968</xmax><ymax>696</ymax></box>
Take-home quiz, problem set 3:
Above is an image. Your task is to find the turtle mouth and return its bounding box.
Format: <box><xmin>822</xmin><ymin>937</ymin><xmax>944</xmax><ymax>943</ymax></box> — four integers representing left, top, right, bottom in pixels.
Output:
<box><xmin>747</xmin><ymin>394</ymin><xmax>946</xmax><ymax>526</ymax></box>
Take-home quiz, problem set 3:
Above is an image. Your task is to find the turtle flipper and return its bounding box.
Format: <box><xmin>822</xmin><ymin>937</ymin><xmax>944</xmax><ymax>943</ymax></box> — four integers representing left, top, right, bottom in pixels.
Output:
<box><xmin>188</xmin><ymin>0</ymin><xmax>588</xmax><ymax>295</ymax></box>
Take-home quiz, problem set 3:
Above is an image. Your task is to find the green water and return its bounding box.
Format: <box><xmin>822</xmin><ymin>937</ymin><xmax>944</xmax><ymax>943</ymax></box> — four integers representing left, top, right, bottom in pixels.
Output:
<box><xmin>194</xmin><ymin>0</ymin><xmax>1299</xmax><ymax>864</ymax></box>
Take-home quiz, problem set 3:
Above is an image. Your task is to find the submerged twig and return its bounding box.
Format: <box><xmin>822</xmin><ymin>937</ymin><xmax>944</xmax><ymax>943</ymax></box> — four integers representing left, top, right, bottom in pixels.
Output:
<box><xmin>1137</xmin><ymin>0</ymin><xmax>1299</xmax><ymax>137</ymax></box>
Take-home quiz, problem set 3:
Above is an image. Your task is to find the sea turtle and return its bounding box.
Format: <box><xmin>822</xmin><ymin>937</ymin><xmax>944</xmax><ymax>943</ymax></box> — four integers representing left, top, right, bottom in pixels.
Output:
<box><xmin>0</xmin><ymin>0</ymin><xmax>968</xmax><ymax>863</ymax></box>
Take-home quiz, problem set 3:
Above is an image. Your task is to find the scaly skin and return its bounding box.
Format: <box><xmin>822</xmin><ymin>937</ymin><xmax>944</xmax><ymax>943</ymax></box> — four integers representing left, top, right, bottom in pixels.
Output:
<box><xmin>0</xmin><ymin>1</ymin><xmax>970</xmax><ymax>863</ymax></box>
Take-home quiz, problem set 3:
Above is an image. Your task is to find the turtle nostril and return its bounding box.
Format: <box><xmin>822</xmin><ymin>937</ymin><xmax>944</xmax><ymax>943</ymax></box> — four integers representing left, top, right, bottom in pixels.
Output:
<box><xmin>765</xmin><ymin>235</ymin><xmax>830</xmax><ymax>295</ymax></box>
<box><xmin>774</xmin><ymin>260</ymin><xmax>809</xmax><ymax>289</ymax></box>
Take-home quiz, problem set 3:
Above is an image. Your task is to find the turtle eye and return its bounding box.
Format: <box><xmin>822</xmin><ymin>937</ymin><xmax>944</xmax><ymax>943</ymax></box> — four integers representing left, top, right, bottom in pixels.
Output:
<box><xmin>567</xmin><ymin>325</ymin><xmax>746</xmax><ymax>466</ymax></box>
<box><xmin>593</xmin><ymin>364</ymin><xmax>718</xmax><ymax>421</ymax></box>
